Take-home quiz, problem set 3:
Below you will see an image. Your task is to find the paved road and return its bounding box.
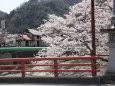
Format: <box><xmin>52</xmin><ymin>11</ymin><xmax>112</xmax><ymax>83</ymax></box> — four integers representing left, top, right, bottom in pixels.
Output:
<box><xmin>0</xmin><ymin>84</ymin><xmax>110</xmax><ymax>86</ymax></box>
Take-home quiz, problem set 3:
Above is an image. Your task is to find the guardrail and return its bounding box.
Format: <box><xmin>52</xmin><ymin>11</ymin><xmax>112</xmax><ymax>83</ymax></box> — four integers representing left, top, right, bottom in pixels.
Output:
<box><xmin>0</xmin><ymin>47</ymin><xmax>47</xmax><ymax>52</ymax></box>
<box><xmin>0</xmin><ymin>56</ymin><xmax>100</xmax><ymax>77</ymax></box>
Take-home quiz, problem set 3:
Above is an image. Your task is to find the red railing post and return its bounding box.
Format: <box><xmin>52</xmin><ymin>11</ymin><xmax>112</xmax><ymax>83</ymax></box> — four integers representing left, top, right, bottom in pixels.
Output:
<box><xmin>21</xmin><ymin>61</ymin><xmax>25</xmax><ymax>77</ymax></box>
<box><xmin>0</xmin><ymin>56</ymin><xmax>100</xmax><ymax>77</ymax></box>
<box><xmin>54</xmin><ymin>60</ymin><xmax>58</xmax><ymax>77</ymax></box>
<box><xmin>91</xmin><ymin>56</ymin><xmax>97</xmax><ymax>77</ymax></box>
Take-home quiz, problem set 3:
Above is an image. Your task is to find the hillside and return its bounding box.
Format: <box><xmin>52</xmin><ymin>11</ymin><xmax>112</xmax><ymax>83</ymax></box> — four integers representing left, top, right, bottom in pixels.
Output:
<box><xmin>64</xmin><ymin>0</ymin><xmax>82</xmax><ymax>5</ymax></box>
<box><xmin>30</xmin><ymin>0</ymin><xmax>82</xmax><ymax>5</ymax></box>
<box><xmin>6</xmin><ymin>0</ymin><xmax>82</xmax><ymax>34</ymax></box>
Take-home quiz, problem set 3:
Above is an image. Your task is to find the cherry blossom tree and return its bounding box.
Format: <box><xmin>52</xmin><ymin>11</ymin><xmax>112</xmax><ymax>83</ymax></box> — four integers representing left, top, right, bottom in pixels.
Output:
<box><xmin>31</xmin><ymin>0</ymin><xmax>113</xmax><ymax>77</ymax></box>
<box><xmin>36</xmin><ymin>0</ymin><xmax>112</xmax><ymax>57</ymax></box>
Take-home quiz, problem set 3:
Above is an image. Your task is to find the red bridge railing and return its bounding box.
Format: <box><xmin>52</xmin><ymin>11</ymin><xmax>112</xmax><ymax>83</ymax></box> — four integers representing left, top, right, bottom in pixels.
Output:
<box><xmin>0</xmin><ymin>56</ymin><xmax>100</xmax><ymax>77</ymax></box>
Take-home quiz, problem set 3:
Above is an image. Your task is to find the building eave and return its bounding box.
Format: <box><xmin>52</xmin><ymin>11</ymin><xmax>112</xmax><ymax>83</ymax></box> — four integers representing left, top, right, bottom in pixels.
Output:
<box><xmin>100</xmin><ymin>29</ymin><xmax>115</xmax><ymax>33</ymax></box>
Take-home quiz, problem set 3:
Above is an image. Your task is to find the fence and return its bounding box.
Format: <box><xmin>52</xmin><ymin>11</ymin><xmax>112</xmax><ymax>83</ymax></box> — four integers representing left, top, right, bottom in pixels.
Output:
<box><xmin>0</xmin><ymin>56</ymin><xmax>100</xmax><ymax>77</ymax></box>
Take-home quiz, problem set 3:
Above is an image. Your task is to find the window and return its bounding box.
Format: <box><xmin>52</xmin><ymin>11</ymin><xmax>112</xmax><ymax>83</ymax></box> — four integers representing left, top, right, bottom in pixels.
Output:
<box><xmin>110</xmin><ymin>33</ymin><xmax>115</xmax><ymax>41</ymax></box>
<box><xmin>37</xmin><ymin>35</ymin><xmax>40</xmax><ymax>39</ymax></box>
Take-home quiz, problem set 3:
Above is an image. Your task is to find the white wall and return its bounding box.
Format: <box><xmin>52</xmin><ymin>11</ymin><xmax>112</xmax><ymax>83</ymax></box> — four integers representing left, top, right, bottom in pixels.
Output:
<box><xmin>21</xmin><ymin>41</ymin><xmax>26</xmax><ymax>47</ymax></box>
<box><xmin>107</xmin><ymin>43</ymin><xmax>115</xmax><ymax>73</ymax></box>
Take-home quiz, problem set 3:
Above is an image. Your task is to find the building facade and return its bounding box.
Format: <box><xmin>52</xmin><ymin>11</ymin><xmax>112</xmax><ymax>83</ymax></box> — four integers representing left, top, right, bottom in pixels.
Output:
<box><xmin>16</xmin><ymin>29</ymin><xmax>48</xmax><ymax>47</ymax></box>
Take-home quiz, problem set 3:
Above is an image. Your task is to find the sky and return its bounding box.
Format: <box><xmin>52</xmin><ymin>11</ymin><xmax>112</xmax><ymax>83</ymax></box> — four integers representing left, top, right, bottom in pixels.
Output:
<box><xmin>0</xmin><ymin>0</ymin><xmax>29</xmax><ymax>14</ymax></box>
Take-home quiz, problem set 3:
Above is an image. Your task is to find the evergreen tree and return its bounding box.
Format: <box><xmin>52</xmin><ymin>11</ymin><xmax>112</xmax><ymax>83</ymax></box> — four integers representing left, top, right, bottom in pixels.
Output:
<box><xmin>6</xmin><ymin>0</ymin><xmax>69</xmax><ymax>34</ymax></box>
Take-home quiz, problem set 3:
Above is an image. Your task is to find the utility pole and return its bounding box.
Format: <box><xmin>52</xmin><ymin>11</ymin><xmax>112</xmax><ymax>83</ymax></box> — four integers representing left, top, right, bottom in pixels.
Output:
<box><xmin>91</xmin><ymin>0</ymin><xmax>96</xmax><ymax>55</ymax></box>
<box><xmin>91</xmin><ymin>0</ymin><xmax>96</xmax><ymax>77</ymax></box>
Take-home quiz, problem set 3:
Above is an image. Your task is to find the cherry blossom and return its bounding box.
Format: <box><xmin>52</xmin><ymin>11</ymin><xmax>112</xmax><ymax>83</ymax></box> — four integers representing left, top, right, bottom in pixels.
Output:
<box><xmin>36</xmin><ymin>0</ymin><xmax>112</xmax><ymax>57</ymax></box>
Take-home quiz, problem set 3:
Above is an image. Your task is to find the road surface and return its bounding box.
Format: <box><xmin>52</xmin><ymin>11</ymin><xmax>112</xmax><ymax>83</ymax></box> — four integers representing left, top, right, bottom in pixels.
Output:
<box><xmin>0</xmin><ymin>84</ymin><xmax>112</xmax><ymax>86</ymax></box>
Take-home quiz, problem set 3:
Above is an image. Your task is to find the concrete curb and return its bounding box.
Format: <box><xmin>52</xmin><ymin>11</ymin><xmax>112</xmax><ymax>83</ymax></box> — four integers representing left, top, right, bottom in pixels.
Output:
<box><xmin>0</xmin><ymin>77</ymin><xmax>100</xmax><ymax>84</ymax></box>
<box><xmin>0</xmin><ymin>76</ymin><xmax>114</xmax><ymax>84</ymax></box>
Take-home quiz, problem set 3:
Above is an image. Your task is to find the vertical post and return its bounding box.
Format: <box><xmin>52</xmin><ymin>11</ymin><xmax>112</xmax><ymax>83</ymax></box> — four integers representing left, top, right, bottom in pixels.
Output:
<box><xmin>91</xmin><ymin>0</ymin><xmax>96</xmax><ymax>77</ymax></box>
<box><xmin>21</xmin><ymin>61</ymin><xmax>25</xmax><ymax>77</ymax></box>
<box><xmin>54</xmin><ymin>60</ymin><xmax>58</xmax><ymax>77</ymax></box>
<box><xmin>91</xmin><ymin>0</ymin><xmax>96</xmax><ymax>55</ymax></box>
<box><xmin>91</xmin><ymin>57</ymin><xmax>97</xmax><ymax>77</ymax></box>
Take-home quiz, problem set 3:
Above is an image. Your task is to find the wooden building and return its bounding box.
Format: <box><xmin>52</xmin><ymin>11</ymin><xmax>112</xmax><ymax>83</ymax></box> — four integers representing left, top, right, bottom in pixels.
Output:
<box><xmin>16</xmin><ymin>29</ymin><xmax>47</xmax><ymax>47</ymax></box>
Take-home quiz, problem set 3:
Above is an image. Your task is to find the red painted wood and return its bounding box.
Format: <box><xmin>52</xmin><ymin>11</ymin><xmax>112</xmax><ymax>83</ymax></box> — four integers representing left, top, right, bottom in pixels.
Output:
<box><xmin>0</xmin><ymin>65</ymin><xmax>22</xmax><ymax>67</ymax></box>
<box><xmin>0</xmin><ymin>56</ymin><xmax>99</xmax><ymax>62</ymax></box>
<box><xmin>91</xmin><ymin>59</ymin><xmax>97</xmax><ymax>77</ymax></box>
<box><xmin>90</xmin><ymin>56</ymin><xmax>97</xmax><ymax>77</ymax></box>
<box><xmin>0</xmin><ymin>69</ymin><xmax>100</xmax><ymax>72</ymax></box>
<box><xmin>25</xmin><ymin>63</ymin><xmax>100</xmax><ymax>67</ymax></box>
<box><xmin>0</xmin><ymin>64</ymin><xmax>100</xmax><ymax>67</ymax></box>
<box><xmin>21</xmin><ymin>61</ymin><xmax>25</xmax><ymax>77</ymax></box>
<box><xmin>0</xmin><ymin>56</ymin><xmax>100</xmax><ymax>77</ymax></box>
<box><xmin>54</xmin><ymin>60</ymin><xmax>58</xmax><ymax>77</ymax></box>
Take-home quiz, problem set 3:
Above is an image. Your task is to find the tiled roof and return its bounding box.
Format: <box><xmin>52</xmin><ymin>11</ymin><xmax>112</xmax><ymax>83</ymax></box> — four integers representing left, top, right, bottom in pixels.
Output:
<box><xmin>22</xmin><ymin>35</ymin><xmax>32</xmax><ymax>40</ymax></box>
<box><xmin>28</xmin><ymin>29</ymin><xmax>42</xmax><ymax>35</ymax></box>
